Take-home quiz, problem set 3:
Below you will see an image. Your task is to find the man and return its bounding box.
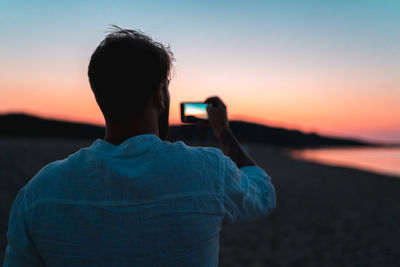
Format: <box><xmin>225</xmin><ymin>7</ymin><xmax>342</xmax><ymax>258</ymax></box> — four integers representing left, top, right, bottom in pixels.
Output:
<box><xmin>4</xmin><ymin>27</ymin><xmax>276</xmax><ymax>266</ymax></box>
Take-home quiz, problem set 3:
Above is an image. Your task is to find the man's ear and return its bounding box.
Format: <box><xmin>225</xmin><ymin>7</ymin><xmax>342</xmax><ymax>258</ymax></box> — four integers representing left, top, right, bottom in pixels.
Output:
<box><xmin>153</xmin><ymin>84</ymin><xmax>165</xmax><ymax>111</ymax></box>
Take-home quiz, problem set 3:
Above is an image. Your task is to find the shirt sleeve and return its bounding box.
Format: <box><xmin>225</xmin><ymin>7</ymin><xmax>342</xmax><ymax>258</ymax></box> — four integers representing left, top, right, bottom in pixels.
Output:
<box><xmin>221</xmin><ymin>154</ymin><xmax>276</xmax><ymax>223</ymax></box>
<box><xmin>4</xmin><ymin>188</ymin><xmax>45</xmax><ymax>267</ymax></box>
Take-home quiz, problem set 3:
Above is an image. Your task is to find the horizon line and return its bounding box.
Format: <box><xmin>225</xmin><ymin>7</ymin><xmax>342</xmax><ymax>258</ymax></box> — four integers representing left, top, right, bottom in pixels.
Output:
<box><xmin>1</xmin><ymin>111</ymin><xmax>398</xmax><ymax>146</ymax></box>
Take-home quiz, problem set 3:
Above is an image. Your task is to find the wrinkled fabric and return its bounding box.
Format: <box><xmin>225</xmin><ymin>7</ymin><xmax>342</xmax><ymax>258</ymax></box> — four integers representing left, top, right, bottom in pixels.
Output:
<box><xmin>4</xmin><ymin>134</ymin><xmax>276</xmax><ymax>266</ymax></box>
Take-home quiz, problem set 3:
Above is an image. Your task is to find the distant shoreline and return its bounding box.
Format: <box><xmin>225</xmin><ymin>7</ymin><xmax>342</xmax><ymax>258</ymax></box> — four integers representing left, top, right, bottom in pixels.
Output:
<box><xmin>1</xmin><ymin>113</ymin><xmax>389</xmax><ymax>149</ymax></box>
<box><xmin>286</xmin><ymin>146</ymin><xmax>400</xmax><ymax>178</ymax></box>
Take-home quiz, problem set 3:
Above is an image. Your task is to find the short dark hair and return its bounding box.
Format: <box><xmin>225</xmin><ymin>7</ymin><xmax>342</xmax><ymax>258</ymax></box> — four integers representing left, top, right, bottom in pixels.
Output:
<box><xmin>88</xmin><ymin>26</ymin><xmax>174</xmax><ymax>121</ymax></box>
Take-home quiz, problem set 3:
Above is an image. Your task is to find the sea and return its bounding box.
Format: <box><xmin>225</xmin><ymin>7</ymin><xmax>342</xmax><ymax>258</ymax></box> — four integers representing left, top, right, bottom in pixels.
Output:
<box><xmin>289</xmin><ymin>147</ymin><xmax>400</xmax><ymax>178</ymax></box>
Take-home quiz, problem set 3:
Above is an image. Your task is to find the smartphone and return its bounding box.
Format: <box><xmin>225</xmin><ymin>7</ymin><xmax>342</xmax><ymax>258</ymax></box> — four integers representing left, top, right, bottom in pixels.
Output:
<box><xmin>180</xmin><ymin>102</ymin><xmax>209</xmax><ymax>123</ymax></box>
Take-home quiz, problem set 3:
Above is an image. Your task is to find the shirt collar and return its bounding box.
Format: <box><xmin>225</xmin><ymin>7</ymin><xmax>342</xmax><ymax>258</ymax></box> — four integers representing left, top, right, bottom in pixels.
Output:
<box><xmin>88</xmin><ymin>134</ymin><xmax>162</xmax><ymax>158</ymax></box>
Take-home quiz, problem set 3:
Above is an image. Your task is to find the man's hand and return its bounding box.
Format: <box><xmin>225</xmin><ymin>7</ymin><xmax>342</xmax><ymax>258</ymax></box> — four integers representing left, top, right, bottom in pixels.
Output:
<box><xmin>204</xmin><ymin>96</ymin><xmax>230</xmax><ymax>140</ymax></box>
<box><xmin>198</xmin><ymin>96</ymin><xmax>257</xmax><ymax>168</ymax></box>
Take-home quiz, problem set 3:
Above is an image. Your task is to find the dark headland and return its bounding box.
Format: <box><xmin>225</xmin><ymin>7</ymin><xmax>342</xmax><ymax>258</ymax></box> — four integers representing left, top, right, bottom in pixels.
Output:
<box><xmin>0</xmin><ymin>113</ymin><xmax>382</xmax><ymax>148</ymax></box>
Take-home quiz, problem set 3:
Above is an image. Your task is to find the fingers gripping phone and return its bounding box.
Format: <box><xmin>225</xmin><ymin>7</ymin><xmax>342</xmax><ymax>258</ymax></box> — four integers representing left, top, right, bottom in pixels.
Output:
<box><xmin>180</xmin><ymin>102</ymin><xmax>209</xmax><ymax>123</ymax></box>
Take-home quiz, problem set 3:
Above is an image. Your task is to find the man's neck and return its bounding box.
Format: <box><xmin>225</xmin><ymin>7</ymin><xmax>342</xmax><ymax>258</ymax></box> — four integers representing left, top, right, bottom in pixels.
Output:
<box><xmin>104</xmin><ymin>116</ymin><xmax>159</xmax><ymax>145</ymax></box>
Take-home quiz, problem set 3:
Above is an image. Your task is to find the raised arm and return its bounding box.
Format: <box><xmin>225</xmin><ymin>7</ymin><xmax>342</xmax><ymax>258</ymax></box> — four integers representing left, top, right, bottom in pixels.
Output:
<box><xmin>204</xmin><ymin>96</ymin><xmax>257</xmax><ymax>168</ymax></box>
<box><xmin>202</xmin><ymin>96</ymin><xmax>276</xmax><ymax>222</ymax></box>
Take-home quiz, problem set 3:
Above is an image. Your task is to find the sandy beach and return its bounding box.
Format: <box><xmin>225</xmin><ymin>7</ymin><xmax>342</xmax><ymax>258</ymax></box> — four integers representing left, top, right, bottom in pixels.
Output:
<box><xmin>1</xmin><ymin>137</ymin><xmax>399</xmax><ymax>266</ymax></box>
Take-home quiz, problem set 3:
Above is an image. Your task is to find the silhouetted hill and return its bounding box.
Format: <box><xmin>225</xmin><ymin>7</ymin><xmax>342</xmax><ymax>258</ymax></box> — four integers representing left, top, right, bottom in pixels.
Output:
<box><xmin>0</xmin><ymin>113</ymin><xmax>105</xmax><ymax>139</ymax></box>
<box><xmin>0</xmin><ymin>113</ymin><xmax>377</xmax><ymax>148</ymax></box>
<box><xmin>168</xmin><ymin>121</ymin><xmax>375</xmax><ymax>148</ymax></box>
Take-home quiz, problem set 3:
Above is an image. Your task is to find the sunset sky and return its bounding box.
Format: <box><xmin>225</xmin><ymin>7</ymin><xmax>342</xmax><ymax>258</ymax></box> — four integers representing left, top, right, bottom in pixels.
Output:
<box><xmin>1</xmin><ymin>0</ymin><xmax>399</xmax><ymax>143</ymax></box>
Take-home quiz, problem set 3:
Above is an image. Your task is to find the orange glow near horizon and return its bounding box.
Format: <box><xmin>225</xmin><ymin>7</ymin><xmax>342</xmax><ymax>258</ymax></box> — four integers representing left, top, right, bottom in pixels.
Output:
<box><xmin>2</xmin><ymin>75</ymin><xmax>399</xmax><ymax>143</ymax></box>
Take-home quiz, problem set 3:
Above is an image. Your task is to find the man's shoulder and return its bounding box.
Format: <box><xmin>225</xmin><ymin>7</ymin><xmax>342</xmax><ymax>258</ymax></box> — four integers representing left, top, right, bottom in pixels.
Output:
<box><xmin>158</xmin><ymin>141</ymin><xmax>227</xmax><ymax>174</ymax></box>
<box><xmin>23</xmin><ymin>148</ymin><xmax>85</xmax><ymax>195</ymax></box>
<box><xmin>164</xmin><ymin>140</ymin><xmax>224</xmax><ymax>160</ymax></box>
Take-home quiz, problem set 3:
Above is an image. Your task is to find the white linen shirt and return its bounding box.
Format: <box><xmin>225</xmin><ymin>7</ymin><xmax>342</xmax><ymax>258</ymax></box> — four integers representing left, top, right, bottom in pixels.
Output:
<box><xmin>4</xmin><ymin>134</ymin><xmax>276</xmax><ymax>267</ymax></box>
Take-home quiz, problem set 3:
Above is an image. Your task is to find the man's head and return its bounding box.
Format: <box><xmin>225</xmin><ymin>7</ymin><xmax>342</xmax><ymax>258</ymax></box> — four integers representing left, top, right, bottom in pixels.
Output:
<box><xmin>88</xmin><ymin>26</ymin><xmax>173</xmax><ymax>139</ymax></box>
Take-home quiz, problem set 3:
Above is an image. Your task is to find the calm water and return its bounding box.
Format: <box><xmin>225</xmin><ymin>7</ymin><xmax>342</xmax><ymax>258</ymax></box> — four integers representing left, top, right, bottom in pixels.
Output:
<box><xmin>289</xmin><ymin>147</ymin><xmax>400</xmax><ymax>178</ymax></box>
